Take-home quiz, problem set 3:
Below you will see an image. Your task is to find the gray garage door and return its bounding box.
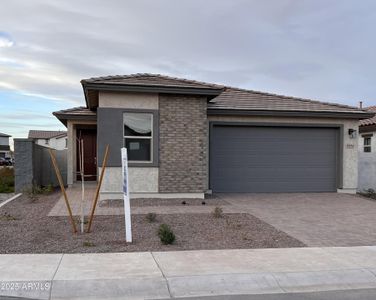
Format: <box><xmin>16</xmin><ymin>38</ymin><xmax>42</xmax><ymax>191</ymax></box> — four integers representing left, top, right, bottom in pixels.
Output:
<box><xmin>210</xmin><ymin>125</ymin><xmax>339</xmax><ymax>193</ymax></box>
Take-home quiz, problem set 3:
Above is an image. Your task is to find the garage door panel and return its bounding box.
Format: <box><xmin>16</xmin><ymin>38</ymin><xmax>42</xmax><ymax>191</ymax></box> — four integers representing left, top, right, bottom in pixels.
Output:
<box><xmin>210</xmin><ymin>125</ymin><xmax>338</xmax><ymax>193</ymax></box>
<box><xmin>213</xmin><ymin>155</ymin><xmax>335</xmax><ymax>166</ymax></box>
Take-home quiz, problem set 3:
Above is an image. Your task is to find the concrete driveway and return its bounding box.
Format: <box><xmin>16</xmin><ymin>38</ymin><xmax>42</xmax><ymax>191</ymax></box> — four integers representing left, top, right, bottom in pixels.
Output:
<box><xmin>218</xmin><ymin>193</ymin><xmax>376</xmax><ymax>247</ymax></box>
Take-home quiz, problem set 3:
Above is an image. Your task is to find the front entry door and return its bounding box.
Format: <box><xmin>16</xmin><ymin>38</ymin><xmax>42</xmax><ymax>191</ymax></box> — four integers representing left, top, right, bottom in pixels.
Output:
<box><xmin>76</xmin><ymin>129</ymin><xmax>97</xmax><ymax>181</ymax></box>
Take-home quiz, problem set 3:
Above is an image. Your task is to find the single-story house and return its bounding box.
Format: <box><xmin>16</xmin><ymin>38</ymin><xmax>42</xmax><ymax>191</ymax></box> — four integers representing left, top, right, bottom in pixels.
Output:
<box><xmin>0</xmin><ymin>132</ymin><xmax>11</xmax><ymax>159</ymax></box>
<box><xmin>53</xmin><ymin>74</ymin><xmax>374</xmax><ymax>200</ymax></box>
<box><xmin>358</xmin><ymin>106</ymin><xmax>376</xmax><ymax>192</ymax></box>
<box><xmin>28</xmin><ymin>130</ymin><xmax>67</xmax><ymax>150</ymax></box>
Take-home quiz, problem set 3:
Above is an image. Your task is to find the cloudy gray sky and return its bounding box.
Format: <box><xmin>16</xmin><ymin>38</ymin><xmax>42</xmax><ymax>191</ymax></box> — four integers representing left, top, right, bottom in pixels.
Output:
<box><xmin>1</xmin><ymin>0</ymin><xmax>375</xmax><ymax>142</ymax></box>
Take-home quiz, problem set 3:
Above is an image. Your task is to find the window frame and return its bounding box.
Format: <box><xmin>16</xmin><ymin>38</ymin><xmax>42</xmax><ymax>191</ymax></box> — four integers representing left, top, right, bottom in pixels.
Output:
<box><xmin>364</xmin><ymin>136</ymin><xmax>372</xmax><ymax>153</ymax></box>
<box><xmin>122</xmin><ymin>109</ymin><xmax>159</xmax><ymax>166</ymax></box>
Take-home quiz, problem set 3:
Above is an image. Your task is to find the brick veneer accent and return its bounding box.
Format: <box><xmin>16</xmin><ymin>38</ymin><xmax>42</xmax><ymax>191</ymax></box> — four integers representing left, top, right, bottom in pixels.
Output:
<box><xmin>159</xmin><ymin>94</ymin><xmax>208</xmax><ymax>193</ymax></box>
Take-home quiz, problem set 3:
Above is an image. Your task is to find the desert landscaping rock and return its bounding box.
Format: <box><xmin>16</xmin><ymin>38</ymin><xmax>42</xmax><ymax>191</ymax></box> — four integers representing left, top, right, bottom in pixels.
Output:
<box><xmin>0</xmin><ymin>193</ymin><xmax>15</xmax><ymax>203</ymax></box>
<box><xmin>0</xmin><ymin>192</ymin><xmax>305</xmax><ymax>253</ymax></box>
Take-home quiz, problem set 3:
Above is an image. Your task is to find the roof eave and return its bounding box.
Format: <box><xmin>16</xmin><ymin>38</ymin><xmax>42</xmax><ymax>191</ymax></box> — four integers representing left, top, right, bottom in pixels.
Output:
<box><xmin>82</xmin><ymin>82</ymin><xmax>224</xmax><ymax>109</ymax></box>
<box><xmin>52</xmin><ymin>112</ymin><xmax>97</xmax><ymax>127</ymax></box>
<box><xmin>81</xmin><ymin>80</ymin><xmax>90</xmax><ymax>109</ymax></box>
<box><xmin>207</xmin><ymin>108</ymin><xmax>375</xmax><ymax>119</ymax></box>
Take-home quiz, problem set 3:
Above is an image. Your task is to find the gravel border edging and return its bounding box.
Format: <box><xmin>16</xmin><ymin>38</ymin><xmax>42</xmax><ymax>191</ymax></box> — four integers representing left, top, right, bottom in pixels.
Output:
<box><xmin>0</xmin><ymin>193</ymin><xmax>22</xmax><ymax>208</ymax></box>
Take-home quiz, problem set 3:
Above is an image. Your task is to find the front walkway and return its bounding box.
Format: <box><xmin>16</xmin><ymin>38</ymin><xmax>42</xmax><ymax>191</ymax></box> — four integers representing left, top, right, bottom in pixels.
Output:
<box><xmin>220</xmin><ymin>193</ymin><xmax>376</xmax><ymax>247</ymax></box>
<box><xmin>2</xmin><ymin>246</ymin><xmax>376</xmax><ymax>299</ymax></box>
<box><xmin>48</xmin><ymin>183</ymin><xmax>124</xmax><ymax>216</ymax></box>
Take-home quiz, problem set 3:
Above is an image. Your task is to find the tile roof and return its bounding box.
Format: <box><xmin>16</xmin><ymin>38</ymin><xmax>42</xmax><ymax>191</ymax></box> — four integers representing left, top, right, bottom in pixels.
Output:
<box><xmin>360</xmin><ymin>106</ymin><xmax>376</xmax><ymax>126</ymax></box>
<box><xmin>28</xmin><ymin>130</ymin><xmax>67</xmax><ymax>139</ymax></box>
<box><xmin>81</xmin><ymin>73</ymin><xmax>224</xmax><ymax>90</ymax></box>
<box><xmin>53</xmin><ymin>106</ymin><xmax>96</xmax><ymax>117</ymax></box>
<box><xmin>0</xmin><ymin>132</ymin><xmax>11</xmax><ymax>137</ymax></box>
<box><xmin>53</xmin><ymin>106</ymin><xmax>97</xmax><ymax>126</ymax></box>
<box><xmin>55</xmin><ymin>74</ymin><xmax>373</xmax><ymax>121</ymax></box>
<box><xmin>208</xmin><ymin>87</ymin><xmax>367</xmax><ymax>114</ymax></box>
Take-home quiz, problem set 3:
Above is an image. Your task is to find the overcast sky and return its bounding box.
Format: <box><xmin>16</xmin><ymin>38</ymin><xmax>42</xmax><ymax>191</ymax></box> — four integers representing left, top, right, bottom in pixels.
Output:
<box><xmin>1</xmin><ymin>0</ymin><xmax>376</xmax><ymax>142</ymax></box>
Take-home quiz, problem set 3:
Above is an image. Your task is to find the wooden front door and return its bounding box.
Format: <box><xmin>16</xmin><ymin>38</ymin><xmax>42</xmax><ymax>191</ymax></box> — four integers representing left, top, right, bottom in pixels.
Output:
<box><xmin>76</xmin><ymin>129</ymin><xmax>97</xmax><ymax>181</ymax></box>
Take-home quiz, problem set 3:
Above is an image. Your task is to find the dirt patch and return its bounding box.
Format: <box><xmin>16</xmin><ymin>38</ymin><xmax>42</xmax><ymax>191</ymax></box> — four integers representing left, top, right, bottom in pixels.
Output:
<box><xmin>0</xmin><ymin>193</ymin><xmax>305</xmax><ymax>254</ymax></box>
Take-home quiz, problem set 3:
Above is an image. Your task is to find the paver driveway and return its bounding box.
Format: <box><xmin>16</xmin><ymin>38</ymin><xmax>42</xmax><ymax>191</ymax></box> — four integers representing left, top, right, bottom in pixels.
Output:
<box><xmin>218</xmin><ymin>193</ymin><xmax>376</xmax><ymax>247</ymax></box>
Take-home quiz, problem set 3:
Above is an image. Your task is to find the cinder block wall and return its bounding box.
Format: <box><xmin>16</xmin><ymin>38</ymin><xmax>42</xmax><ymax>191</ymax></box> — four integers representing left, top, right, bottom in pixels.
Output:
<box><xmin>14</xmin><ymin>139</ymin><xmax>67</xmax><ymax>192</ymax></box>
<box><xmin>14</xmin><ymin>139</ymin><xmax>34</xmax><ymax>192</ymax></box>
<box><xmin>159</xmin><ymin>94</ymin><xmax>208</xmax><ymax>193</ymax></box>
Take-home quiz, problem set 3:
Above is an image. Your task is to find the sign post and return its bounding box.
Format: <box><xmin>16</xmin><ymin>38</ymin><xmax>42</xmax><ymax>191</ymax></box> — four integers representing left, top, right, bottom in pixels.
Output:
<box><xmin>121</xmin><ymin>148</ymin><xmax>132</xmax><ymax>242</ymax></box>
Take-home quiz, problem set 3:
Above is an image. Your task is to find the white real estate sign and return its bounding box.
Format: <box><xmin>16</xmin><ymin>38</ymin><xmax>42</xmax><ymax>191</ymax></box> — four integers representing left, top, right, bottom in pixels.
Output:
<box><xmin>121</xmin><ymin>148</ymin><xmax>132</xmax><ymax>242</ymax></box>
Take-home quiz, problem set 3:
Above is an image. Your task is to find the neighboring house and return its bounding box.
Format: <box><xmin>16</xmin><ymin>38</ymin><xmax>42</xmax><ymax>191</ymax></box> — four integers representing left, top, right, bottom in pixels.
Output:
<box><xmin>0</xmin><ymin>132</ymin><xmax>11</xmax><ymax>158</ymax></box>
<box><xmin>53</xmin><ymin>74</ymin><xmax>374</xmax><ymax>200</ymax></box>
<box><xmin>28</xmin><ymin>130</ymin><xmax>67</xmax><ymax>150</ymax></box>
<box><xmin>358</xmin><ymin>106</ymin><xmax>376</xmax><ymax>192</ymax></box>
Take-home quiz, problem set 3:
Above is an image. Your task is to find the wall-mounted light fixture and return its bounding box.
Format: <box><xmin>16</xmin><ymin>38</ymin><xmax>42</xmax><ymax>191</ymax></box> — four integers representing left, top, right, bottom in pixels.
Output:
<box><xmin>348</xmin><ymin>128</ymin><xmax>357</xmax><ymax>139</ymax></box>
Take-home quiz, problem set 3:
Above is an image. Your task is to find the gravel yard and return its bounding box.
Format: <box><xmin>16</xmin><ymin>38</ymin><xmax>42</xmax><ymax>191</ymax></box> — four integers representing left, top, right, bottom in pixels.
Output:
<box><xmin>0</xmin><ymin>193</ymin><xmax>15</xmax><ymax>204</ymax></box>
<box><xmin>0</xmin><ymin>192</ymin><xmax>305</xmax><ymax>253</ymax></box>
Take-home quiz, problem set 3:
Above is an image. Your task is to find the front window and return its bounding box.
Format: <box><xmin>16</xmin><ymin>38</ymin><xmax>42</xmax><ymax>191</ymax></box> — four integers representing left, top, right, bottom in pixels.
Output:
<box><xmin>364</xmin><ymin>137</ymin><xmax>372</xmax><ymax>153</ymax></box>
<box><xmin>123</xmin><ymin>112</ymin><xmax>153</xmax><ymax>162</ymax></box>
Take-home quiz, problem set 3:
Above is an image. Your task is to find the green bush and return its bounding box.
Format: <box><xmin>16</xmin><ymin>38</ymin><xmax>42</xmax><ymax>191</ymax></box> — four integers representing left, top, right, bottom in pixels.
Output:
<box><xmin>0</xmin><ymin>212</ymin><xmax>18</xmax><ymax>221</ymax></box>
<box><xmin>0</xmin><ymin>167</ymin><xmax>14</xmax><ymax>193</ymax></box>
<box><xmin>83</xmin><ymin>241</ymin><xmax>95</xmax><ymax>247</ymax></box>
<box><xmin>146</xmin><ymin>212</ymin><xmax>157</xmax><ymax>223</ymax></box>
<box><xmin>42</xmin><ymin>184</ymin><xmax>54</xmax><ymax>194</ymax></box>
<box><xmin>24</xmin><ymin>184</ymin><xmax>54</xmax><ymax>201</ymax></box>
<box><xmin>158</xmin><ymin>224</ymin><xmax>175</xmax><ymax>245</ymax></box>
<box><xmin>212</xmin><ymin>206</ymin><xmax>223</xmax><ymax>218</ymax></box>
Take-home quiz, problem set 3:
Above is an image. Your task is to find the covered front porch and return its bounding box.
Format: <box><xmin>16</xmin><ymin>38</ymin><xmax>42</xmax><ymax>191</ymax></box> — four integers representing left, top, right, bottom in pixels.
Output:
<box><xmin>53</xmin><ymin>107</ymin><xmax>98</xmax><ymax>187</ymax></box>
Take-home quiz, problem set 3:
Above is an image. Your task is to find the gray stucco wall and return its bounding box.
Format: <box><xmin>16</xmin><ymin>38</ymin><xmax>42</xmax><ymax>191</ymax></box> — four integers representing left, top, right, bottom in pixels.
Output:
<box><xmin>358</xmin><ymin>131</ymin><xmax>376</xmax><ymax>192</ymax></box>
<box><xmin>358</xmin><ymin>153</ymin><xmax>376</xmax><ymax>192</ymax></box>
<box><xmin>14</xmin><ymin>139</ymin><xmax>67</xmax><ymax>192</ymax></box>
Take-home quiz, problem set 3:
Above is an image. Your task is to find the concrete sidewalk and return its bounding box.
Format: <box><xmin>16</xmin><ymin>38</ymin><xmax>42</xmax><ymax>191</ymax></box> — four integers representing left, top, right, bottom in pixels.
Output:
<box><xmin>1</xmin><ymin>246</ymin><xmax>376</xmax><ymax>299</ymax></box>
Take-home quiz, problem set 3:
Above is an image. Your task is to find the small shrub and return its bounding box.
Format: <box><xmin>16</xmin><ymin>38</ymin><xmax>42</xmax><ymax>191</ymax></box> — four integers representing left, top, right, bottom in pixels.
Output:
<box><xmin>83</xmin><ymin>241</ymin><xmax>95</xmax><ymax>247</ymax></box>
<box><xmin>24</xmin><ymin>184</ymin><xmax>53</xmax><ymax>201</ymax></box>
<box><xmin>146</xmin><ymin>212</ymin><xmax>157</xmax><ymax>223</ymax></box>
<box><xmin>42</xmin><ymin>184</ymin><xmax>54</xmax><ymax>194</ymax></box>
<box><xmin>212</xmin><ymin>206</ymin><xmax>223</xmax><ymax>218</ymax></box>
<box><xmin>24</xmin><ymin>185</ymin><xmax>43</xmax><ymax>202</ymax></box>
<box><xmin>0</xmin><ymin>167</ymin><xmax>14</xmax><ymax>193</ymax></box>
<box><xmin>158</xmin><ymin>224</ymin><xmax>175</xmax><ymax>245</ymax></box>
<box><xmin>359</xmin><ymin>189</ymin><xmax>376</xmax><ymax>200</ymax></box>
<box><xmin>366</xmin><ymin>189</ymin><xmax>376</xmax><ymax>199</ymax></box>
<box><xmin>24</xmin><ymin>187</ymin><xmax>39</xmax><ymax>202</ymax></box>
<box><xmin>0</xmin><ymin>212</ymin><xmax>18</xmax><ymax>221</ymax></box>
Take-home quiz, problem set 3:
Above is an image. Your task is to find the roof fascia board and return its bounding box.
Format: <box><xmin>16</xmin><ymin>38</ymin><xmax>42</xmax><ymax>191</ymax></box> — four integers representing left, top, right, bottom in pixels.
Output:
<box><xmin>207</xmin><ymin>108</ymin><xmax>374</xmax><ymax>119</ymax></box>
<box><xmin>81</xmin><ymin>82</ymin><xmax>90</xmax><ymax>108</ymax></box>
<box><xmin>83</xmin><ymin>83</ymin><xmax>223</xmax><ymax>96</ymax></box>
<box><xmin>360</xmin><ymin>124</ymin><xmax>376</xmax><ymax>133</ymax></box>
